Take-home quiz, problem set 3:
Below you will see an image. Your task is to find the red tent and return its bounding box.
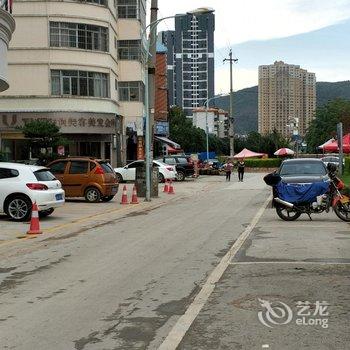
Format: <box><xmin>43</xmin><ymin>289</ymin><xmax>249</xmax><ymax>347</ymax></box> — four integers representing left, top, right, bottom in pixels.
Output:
<box><xmin>233</xmin><ymin>148</ymin><xmax>266</xmax><ymax>159</ymax></box>
<box><xmin>323</xmin><ymin>134</ymin><xmax>350</xmax><ymax>153</ymax></box>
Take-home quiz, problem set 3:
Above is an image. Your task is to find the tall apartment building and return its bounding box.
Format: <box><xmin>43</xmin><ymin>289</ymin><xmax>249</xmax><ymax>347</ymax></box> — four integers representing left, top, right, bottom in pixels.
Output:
<box><xmin>0</xmin><ymin>0</ymin><xmax>15</xmax><ymax>92</ymax></box>
<box><xmin>162</xmin><ymin>12</ymin><xmax>215</xmax><ymax>117</ymax></box>
<box><xmin>0</xmin><ymin>0</ymin><xmax>146</xmax><ymax>165</ymax></box>
<box><xmin>258</xmin><ymin>61</ymin><xmax>316</xmax><ymax>137</ymax></box>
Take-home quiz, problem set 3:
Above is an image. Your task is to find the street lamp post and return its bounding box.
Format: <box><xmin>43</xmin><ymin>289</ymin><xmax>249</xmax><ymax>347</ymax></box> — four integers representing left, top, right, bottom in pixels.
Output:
<box><xmin>287</xmin><ymin>117</ymin><xmax>299</xmax><ymax>157</ymax></box>
<box><xmin>203</xmin><ymin>94</ymin><xmax>228</xmax><ymax>161</ymax></box>
<box><xmin>142</xmin><ymin>7</ymin><xmax>214</xmax><ymax>201</ymax></box>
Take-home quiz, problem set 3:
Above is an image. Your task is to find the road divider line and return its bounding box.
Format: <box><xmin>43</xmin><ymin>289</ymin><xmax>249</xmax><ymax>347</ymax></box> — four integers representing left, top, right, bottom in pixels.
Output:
<box><xmin>158</xmin><ymin>194</ymin><xmax>272</xmax><ymax>350</ymax></box>
<box><xmin>230</xmin><ymin>261</ymin><xmax>350</xmax><ymax>265</ymax></box>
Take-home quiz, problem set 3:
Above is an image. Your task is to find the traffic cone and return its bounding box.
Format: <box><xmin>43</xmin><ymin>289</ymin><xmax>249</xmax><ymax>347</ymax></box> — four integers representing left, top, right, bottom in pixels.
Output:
<box><xmin>120</xmin><ymin>185</ymin><xmax>129</xmax><ymax>204</ymax></box>
<box><xmin>163</xmin><ymin>180</ymin><xmax>169</xmax><ymax>193</ymax></box>
<box><xmin>130</xmin><ymin>185</ymin><xmax>139</xmax><ymax>204</ymax></box>
<box><xmin>27</xmin><ymin>202</ymin><xmax>43</xmax><ymax>235</ymax></box>
<box><xmin>168</xmin><ymin>179</ymin><xmax>175</xmax><ymax>194</ymax></box>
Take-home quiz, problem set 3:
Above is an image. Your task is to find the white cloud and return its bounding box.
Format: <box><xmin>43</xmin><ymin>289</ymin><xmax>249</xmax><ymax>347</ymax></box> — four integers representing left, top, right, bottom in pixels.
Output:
<box><xmin>157</xmin><ymin>0</ymin><xmax>350</xmax><ymax>46</ymax></box>
<box><xmin>215</xmin><ymin>66</ymin><xmax>258</xmax><ymax>93</ymax></box>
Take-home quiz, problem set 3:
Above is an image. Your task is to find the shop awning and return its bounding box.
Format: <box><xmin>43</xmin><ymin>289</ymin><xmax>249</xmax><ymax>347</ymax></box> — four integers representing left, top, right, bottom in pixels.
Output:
<box><xmin>154</xmin><ymin>136</ymin><xmax>181</xmax><ymax>150</ymax></box>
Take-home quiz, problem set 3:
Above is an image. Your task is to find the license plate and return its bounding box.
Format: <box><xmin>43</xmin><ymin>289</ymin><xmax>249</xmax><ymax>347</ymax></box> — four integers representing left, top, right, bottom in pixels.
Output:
<box><xmin>111</xmin><ymin>186</ymin><xmax>118</xmax><ymax>195</ymax></box>
<box><xmin>56</xmin><ymin>194</ymin><xmax>63</xmax><ymax>201</ymax></box>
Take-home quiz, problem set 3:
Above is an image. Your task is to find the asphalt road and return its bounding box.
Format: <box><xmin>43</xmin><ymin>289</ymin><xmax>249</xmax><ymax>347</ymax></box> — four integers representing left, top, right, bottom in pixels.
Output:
<box><xmin>0</xmin><ymin>174</ymin><xmax>349</xmax><ymax>350</ymax></box>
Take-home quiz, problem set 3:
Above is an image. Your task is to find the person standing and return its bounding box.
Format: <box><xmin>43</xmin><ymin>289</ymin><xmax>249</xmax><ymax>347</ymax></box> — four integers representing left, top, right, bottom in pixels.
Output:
<box><xmin>237</xmin><ymin>158</ymin><xmax>245</xmax><ymax>182</ymax></box>
<box><xmin>225</xmin><ymin>160</ymin><xmax>233</xmax><ymax>181</ymax></box>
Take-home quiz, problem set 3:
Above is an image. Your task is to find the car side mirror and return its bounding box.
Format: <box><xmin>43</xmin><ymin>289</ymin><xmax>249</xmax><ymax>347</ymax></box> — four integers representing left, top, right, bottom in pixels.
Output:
<box><xmin>263</xmin><ymin>172</ymin><xmax>281</xmax><ymax>186</ymax></box>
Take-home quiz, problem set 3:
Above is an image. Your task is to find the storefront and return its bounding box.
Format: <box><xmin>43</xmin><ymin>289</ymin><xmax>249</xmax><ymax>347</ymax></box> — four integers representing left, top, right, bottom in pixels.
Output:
<box><xmin>0</xmin><ymin>112</ymin><xmax>123</xmax><ymax>166</ymax></box>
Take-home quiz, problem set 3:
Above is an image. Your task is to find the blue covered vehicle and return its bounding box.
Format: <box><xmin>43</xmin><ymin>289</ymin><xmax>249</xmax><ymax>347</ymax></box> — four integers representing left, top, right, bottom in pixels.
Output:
<box><xmin>264</xmin><ymin>159</ymin><xmax>350</xmax><ymax>222</ymax></box>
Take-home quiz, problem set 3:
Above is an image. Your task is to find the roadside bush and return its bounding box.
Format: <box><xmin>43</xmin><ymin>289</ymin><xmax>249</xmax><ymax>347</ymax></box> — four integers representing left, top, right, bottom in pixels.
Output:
<box><xmin>243</xmin><ymin>158</ymin><xmax>282</xmax><ymax>168</ymax></box>
<box><xmin>344</xmin><ymin>157</ymin><xmax>350</xmax><ymax>173</ymax></box>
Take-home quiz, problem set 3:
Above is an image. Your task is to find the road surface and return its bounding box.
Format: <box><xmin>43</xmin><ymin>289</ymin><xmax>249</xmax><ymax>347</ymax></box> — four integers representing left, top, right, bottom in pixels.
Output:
<box><xmin>0</xmin><ymin>174</ymin><xmax>349</xmax><ymax>350</ymax></box>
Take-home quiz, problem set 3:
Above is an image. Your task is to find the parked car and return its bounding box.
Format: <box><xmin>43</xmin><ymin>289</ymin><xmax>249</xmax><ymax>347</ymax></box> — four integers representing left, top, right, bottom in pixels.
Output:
<box><xmin>114</xmin><ymin>160</ymin><xmax>177</xmax><ymax>183</ymax></box>
<box><xmin>321</xmin><ymin>155</ymin><xmax>345</xmax><ymax>169</ymax></box>
<box><xmin>202</xmin><ymin>159</ymin><xmax>223</xmax><ymax>170</ymax></box>
<box><xmin>276</xmin><ymin>158</ymin><xmax>329</xmax><ymax>183</ymax></box>
<box><xmin>47</xmin><ymin>157</ymin><xmax>118</xmax><ymax>202</ymax></box>
<box><xmin>158</xmin><ymin>155</ymin><xmax>194</xmax><ymax>181</ymax></box>
<box><xmin>0</xmin><ymin>163</ymin><xmax>65</xmax><ymax>221</ymax></box>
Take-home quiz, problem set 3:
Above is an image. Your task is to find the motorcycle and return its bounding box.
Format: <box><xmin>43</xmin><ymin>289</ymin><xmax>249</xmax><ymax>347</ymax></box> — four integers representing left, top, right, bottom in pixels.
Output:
<box><xmin>264</xmin><ymin>165</ymin><xmax>350</xmax><ymax>222</ymax></box>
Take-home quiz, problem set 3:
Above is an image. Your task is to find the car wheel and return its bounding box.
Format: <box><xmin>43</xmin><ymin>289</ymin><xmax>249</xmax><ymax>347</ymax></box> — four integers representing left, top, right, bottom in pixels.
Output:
<box><xmin>176</xmin><ymin>171</ymin><xmax>185</xmax><ymax>181</ymax></box>
<box><xmin>116</xmin><ymin>173</ymin><xmax>124</xmax><ymax>183</ymax></box>
<box><xmin>276</xmin><ymin>206</ymin><xmax>301</xmax><ymax>221</ymax></box>
<box><xmin>101</xmin><ymin>195</ymin><xmax>114</xmax><ymax>202</ymax></box>
<box><xmin>39</xmin><ymin>208</ymin><xmax>54</xmax><ymax>218</ymax></box>
<box><xmin>85</xmin><ymin>187</ymin><xmax>101</xmax><ymax>203</ymax></box>
<box><xmin>5</xmin><ymin>195</ymin><xmax>32</xmax><ymax>222</ymax></box>
<box><xmin>158</xmin><ymin>173</ymin><xmax>165</xmax><ymax>183</ymax></box>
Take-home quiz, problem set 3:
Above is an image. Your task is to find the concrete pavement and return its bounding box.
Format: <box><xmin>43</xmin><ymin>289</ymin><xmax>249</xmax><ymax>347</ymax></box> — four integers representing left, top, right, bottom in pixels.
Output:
<box><xmin>0</xmin><ymin>173</ymin><xmax>349</xmax><ymax>350</ymax></box>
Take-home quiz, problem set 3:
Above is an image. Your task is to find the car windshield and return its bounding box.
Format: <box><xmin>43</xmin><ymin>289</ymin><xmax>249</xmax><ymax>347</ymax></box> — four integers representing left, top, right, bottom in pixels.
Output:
<box><xmin>279</xmin><ymin>162</ymin><xmax>327</xmax><ymax>176</ymax></box>
<box><xmin>34</xmin><ymin>169</ymin><xmax>57</xmax><ymax>181</ymax></box>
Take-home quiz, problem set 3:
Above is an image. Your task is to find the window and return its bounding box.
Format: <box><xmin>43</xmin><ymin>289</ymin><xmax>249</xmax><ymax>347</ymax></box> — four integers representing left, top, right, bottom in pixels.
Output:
<box><xmin>0</xmin><ymin>168</ymin><xmax>19</xmax><ymax>179</ymax></box>
<box><xmin>164</xmin><ymin>158</ymin><xmax>176</xmax><ymax>165</ymax></box>
<box><xmin>73</xmin><ymin>0</ymin><xmax>107</xmax><ymax>5</ymax></box>
<box><xmin>69</xmin><ymin>161</ymin><xmax>89</xmax><ymax>174</ymax></box>
<box><xmin>49</xmin><ymin>161</ymin><xmax>67</xmax><ymax>175</ymax></box>
<box><xmin>50</xmin><ymin>22</ymin><xmax>108</xmax><ymax>52</ymax></box>
<box><xmin>34</xmin><ymin>170</ymin><xmax>57</xmax><ymax>181</ymax></box>
<box><xmin>127</xmin><ymin>161</ymin><xmax>143</xmax><ymax>168</ymax></box>
<box><xmin>118</xmin><ymin>81</ymin><xmax>145</xmax><ymax>102</ymax></box>
<box><xmin>51</xmin><ymin>70</ymin><xmax>109</xmax><ymax>98</ymax></box>
<box><xmin>117</xmin><ymin>0</ymin><xmax>137</xmax><ymax>18</ymax></box>
<box><xmin>118</xmin><ymin>40</ymin><xmax>141</xmax><ymax>60</ymax></box>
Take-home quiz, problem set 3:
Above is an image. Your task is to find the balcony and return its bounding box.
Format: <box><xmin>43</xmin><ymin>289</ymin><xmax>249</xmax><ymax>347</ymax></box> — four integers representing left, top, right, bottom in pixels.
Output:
<box><xmin>0</xmin><ymin>2</ymin><xmax>15</xmax><ymax>92</ymax></box>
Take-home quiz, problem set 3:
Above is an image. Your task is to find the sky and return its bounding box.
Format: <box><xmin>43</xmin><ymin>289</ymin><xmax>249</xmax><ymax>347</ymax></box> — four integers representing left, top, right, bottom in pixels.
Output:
<box><xmin>156</xmin><ymin>0</ymin><xmax>350</xmax><ymax>92</ymax></box>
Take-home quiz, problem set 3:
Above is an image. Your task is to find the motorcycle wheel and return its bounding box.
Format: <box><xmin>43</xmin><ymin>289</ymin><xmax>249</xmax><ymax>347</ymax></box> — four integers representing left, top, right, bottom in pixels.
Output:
<box><xmin>276</xmin><ymin>206</ymin><xmax>301</xmax><ymax>221</ymax></box>
<box><xmin>334</xmin><ymin>202</ymin><xmax>350</xmax><ymax>222</ymax></box>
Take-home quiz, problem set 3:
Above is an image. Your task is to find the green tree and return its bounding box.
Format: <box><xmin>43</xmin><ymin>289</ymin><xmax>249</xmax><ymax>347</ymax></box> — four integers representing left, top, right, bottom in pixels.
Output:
<box><xmin>234</xmin><ymin>130</ymin><xmax>289</xmax><ymax>156</ymax></box>
<box><xmin>22</xmin><ymin>120</ymin><xmax>67</xmax><ymax>163</ymax></box>
<box><xmin>306</xmin><ymin>99</ymin><xmax>350</xmax><ymax>152</ymax></box>
<box><xmin>169</xmin><ymin>107</ymin><xmax>231</xmax><ymax>155</ymax></box>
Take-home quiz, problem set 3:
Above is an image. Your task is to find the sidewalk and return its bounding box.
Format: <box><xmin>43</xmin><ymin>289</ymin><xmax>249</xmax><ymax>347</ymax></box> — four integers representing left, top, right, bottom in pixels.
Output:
<box><xmin>177</xmin><ymin>207</ymin><xmax>350</xmax><ymax>350</ymax></box>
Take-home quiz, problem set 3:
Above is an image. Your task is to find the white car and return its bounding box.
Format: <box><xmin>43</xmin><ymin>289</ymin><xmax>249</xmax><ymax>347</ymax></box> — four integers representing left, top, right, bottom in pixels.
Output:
<box><xmin>0</xmin><ymin>163</ymin><xmax>65</xmax><ymax>221</ymax></box>
<box><xmin>114</xmin><ymin>160</ymin><xmax>177</xmax><ymax>183</ymax></box>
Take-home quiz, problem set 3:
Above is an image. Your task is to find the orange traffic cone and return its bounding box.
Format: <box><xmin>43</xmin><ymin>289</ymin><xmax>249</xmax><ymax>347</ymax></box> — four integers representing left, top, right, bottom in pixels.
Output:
<box><xmin>168</xmin><ymin>179</ymin><xmax>175</xmax><ymax>194</ymax></box>
<box><xmin>163</xmin><ymin>180</ymin><xmax>169</xmax><ymax>193</ymax></box>
<box><xmin>120</xmin><ymin>185</ymin><xmax>129</xmax><ymax>204</ymax></box>
<box><xmin>130</xmin><ymin>185</ymin><xmax>139</xmax><ymax>204</ymax></box>
<box><xmin>27</xmin><ymin>202</ymin><xmax>43</xmax><ymax>235</ymax></box>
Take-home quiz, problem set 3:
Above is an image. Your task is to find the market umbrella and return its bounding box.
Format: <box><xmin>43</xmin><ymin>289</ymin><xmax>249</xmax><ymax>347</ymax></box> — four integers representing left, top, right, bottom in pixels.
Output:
<box><xmin>274</xmin><ymin>148</ymin><xmax>295</xmax><ymax>156</ymax></box>
<box><xmin>318</xmin><ymin>138</ymin><xmax>335</xmax><ymax>150</ymax></box>
<box><xmin>233</xmin><ymin>148</ymin><xmax>266</xmax><ymax>159</ymax></box>
<box><xmin>323</xmin><ymin>134</ymin><xmax>350</xmax><ymax>153</ymax></box>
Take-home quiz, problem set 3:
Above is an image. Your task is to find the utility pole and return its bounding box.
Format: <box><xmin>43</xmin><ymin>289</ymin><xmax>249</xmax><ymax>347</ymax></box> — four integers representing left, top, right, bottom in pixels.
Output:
<box><xmin>223</xmin><ymin>49</ymin><xmax>238</xmax><ymax>157</ymax></box>
<box><xmin>145</xmin><ymin>0</ymin><xmax>158</xmax><ymax>201</ymax></box>
<box><xmin>337</xmin><ymin>122</ymin><xmax>344</xmax><ymax>175</ymax></box>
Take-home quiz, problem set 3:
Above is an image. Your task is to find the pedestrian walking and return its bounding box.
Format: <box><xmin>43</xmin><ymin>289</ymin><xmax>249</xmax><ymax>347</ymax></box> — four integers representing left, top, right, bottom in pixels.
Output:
<box><xmin>237</xmin><ymin>158</ymin><xmax>245</xmax><ymax>182</ymax></box>
<box><xmin>225</xmin><ymin>160</ymin><xmax>233</xmax><ymax>181</ymax></box>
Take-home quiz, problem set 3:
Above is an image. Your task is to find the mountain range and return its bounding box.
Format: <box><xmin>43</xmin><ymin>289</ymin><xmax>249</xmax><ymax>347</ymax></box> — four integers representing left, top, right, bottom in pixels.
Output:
<box><xmin>214</xmin><ymin>81</ymin><xmax>350</xmax><ymax>134</ymax></box>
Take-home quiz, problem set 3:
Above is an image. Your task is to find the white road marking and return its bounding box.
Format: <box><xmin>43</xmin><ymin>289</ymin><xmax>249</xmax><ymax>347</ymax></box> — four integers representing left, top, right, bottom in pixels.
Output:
<box><xmin>158</xmin><ymin>195</ymin><xmax>272</xmax><ymax>350</ymax></box>
<box><xmin>229</xmin><ymin>261</ymin><xmax>350</xmax><ymax>265</ymax></box>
